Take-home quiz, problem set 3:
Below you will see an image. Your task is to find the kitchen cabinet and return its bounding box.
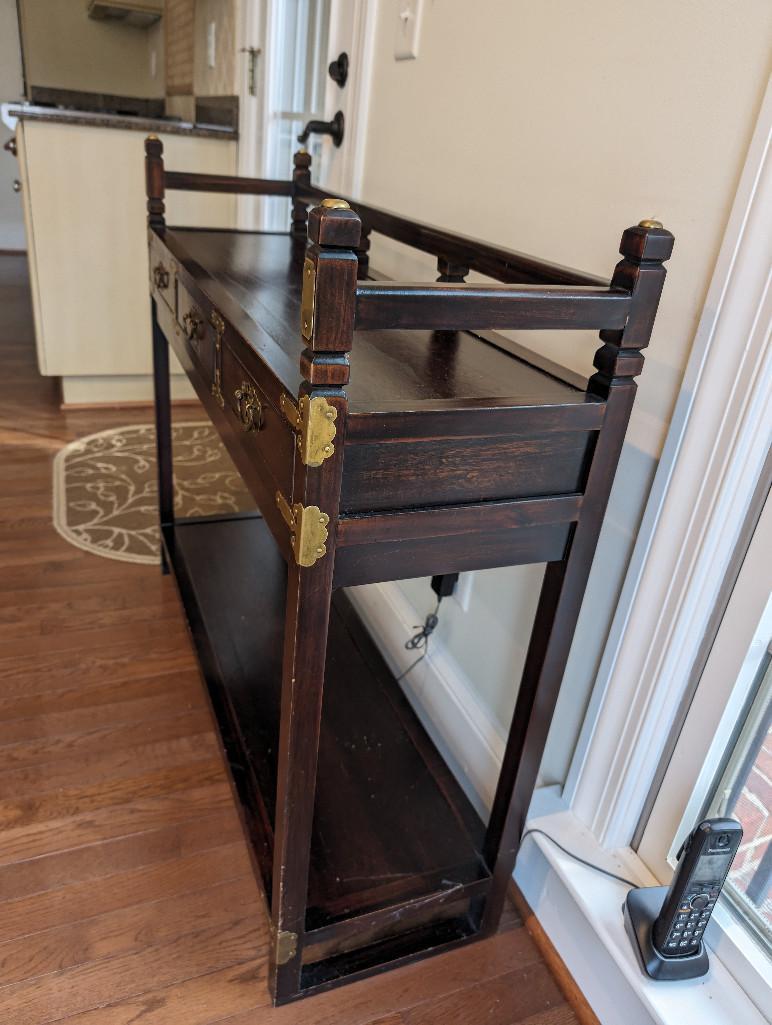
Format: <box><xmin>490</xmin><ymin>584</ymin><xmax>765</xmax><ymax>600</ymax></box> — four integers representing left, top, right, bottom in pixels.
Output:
<box><xmin>11</xmin><ymin>108</ymin><xmax>236</xmax><ymax>404</ymax></box>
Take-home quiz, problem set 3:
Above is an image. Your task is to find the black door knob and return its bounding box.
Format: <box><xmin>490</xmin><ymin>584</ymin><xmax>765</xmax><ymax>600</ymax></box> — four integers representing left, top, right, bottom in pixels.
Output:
<box><xmin>297</xmin><ymin>110</ymin><xmax>345</xmax><ymax>148</ymax></box>
<box><xmin>328</xmin><ymin>51</ymin><xmax>348</xmax><ymax>88</ymax></box>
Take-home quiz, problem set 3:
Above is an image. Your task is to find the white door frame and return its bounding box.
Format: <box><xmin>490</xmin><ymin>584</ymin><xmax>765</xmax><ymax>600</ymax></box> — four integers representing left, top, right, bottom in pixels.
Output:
<box><xmin>234</xmin><ymin>0</ymin><xmax>265</xmax><ymax>228</ymax></box>
<box><xmin>564</xmin><ymin>77</ymin><xmax>772</xmax><ymax>849</ymax></box>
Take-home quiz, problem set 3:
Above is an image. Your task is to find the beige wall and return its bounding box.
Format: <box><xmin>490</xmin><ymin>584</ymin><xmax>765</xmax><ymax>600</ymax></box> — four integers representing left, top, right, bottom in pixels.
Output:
<box><xmin>18</xmin><ymin>0</ymin><xmax>162</xmax><ymax>98</ymax></box>
<box><xmin>0</xmin><ymin>0</ymin><xmax>25</xmax><ymax>249</ymax></box>
<box><xmin>357</xmin><ymin>0</ymin><xmax>772</xmax><ymax>784</ymax></box>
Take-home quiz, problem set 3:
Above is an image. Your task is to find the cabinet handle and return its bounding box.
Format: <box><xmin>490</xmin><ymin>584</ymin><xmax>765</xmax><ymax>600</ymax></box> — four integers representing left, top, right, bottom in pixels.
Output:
<box><xmin>12</xmin><ymin>179</ymin><xmax>21</xmax><ymax>193</ymax></box>
<box><xmin>182</xmin><ymin>310</ymin><xmax>203</xmax><ymax>340</ymax></box>
<box><xmin>153</xmin><ymin>262</ymin><xmax>170</xmax><ymax>290</ymax></box>
<box><xmin>4</xmin><ymin>137</ymin><xmax>17</xmax><ymax>156</ymax></box>
<box><xmin>234</xmin><ymin>381</ymin><xmax>262</xmax><ymax>432</ymax></box>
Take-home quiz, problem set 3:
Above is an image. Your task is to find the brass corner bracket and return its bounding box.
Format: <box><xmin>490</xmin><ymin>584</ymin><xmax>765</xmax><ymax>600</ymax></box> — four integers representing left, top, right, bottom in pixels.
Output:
<box><xmin>280</xmin><ymin>393</ymin><xmax>337</xmax><ymax>467</ymax></box>
<box><xmin>275</xmin><ymin>491</ymin><xmax>330</xmax><ymax>568</ymax></box>
<box><xmin>271</xmin><ymin>926</ymin><xmax>298</xmax><ymax>966</ymax></box>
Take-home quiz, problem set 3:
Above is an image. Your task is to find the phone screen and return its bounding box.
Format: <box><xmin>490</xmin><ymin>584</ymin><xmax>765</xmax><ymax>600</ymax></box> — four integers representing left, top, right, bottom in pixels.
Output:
<box><xmin>693</xmin><ymin>851</ymin><xmax>733</xmax><ymax>884</ymax></box>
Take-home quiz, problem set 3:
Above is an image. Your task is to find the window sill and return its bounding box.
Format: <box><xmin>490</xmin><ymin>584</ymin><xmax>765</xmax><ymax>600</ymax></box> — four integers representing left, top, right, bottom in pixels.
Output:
<box><xmin>515</xmin><ymin>790</ymin><xmax>769</xmax><ymax>1025</ymax></box>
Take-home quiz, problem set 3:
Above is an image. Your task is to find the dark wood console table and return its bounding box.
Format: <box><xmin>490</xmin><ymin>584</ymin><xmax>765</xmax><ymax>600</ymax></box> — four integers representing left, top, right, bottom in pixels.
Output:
<box><xmin>144</xmin><ymin>137</ymin><xmax>673</xmax><ymax>1004</ymax></box>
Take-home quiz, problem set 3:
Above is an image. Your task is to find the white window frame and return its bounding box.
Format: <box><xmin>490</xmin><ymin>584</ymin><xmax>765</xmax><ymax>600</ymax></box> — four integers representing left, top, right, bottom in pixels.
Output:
<box><xmin>516</xmin><ymin>79</ymin><xmax>771</xmax><ymax>1025</ymax></box>
<box><xmin>638</xmin><ymin>491</ymin><xmax>772</xmax><ymax>1008</ymax></box>
<box><xmin>637</xmin><ymin>496</ymin><xmax>772</xmax><ymax>882</ymax></box>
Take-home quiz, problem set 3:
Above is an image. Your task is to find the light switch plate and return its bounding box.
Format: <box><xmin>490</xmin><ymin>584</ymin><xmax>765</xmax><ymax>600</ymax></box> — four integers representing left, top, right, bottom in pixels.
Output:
<box><xmin>394</xmin><ymin>0</ymin><xmax>423</xmax><ymax>61</ymax></box>
<box><xmin>207</xmin><ymin>21</ymin><xmax>217</xmax><ymax>69</ymax></box>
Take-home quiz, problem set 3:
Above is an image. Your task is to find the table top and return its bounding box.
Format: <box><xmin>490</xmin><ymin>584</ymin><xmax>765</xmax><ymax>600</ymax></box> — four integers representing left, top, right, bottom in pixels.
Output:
<box><xmin>163</xmin><ymin>227</ymin><xmax>594</xmax><ymax>415</ymax></box>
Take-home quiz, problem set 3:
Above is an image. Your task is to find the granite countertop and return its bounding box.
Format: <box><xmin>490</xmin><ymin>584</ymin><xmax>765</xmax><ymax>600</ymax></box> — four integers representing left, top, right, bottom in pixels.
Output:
<box><xmin>3</xmin><ymin>104</ymin><xmax>237</xmax><ymax>140</ymax></box>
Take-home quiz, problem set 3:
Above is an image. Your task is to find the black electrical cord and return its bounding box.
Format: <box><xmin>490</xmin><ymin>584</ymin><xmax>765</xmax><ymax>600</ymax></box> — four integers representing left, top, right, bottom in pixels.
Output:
<box><xmin>396</xmin><ymin>598</ymin><xmax>441</xmax><ymax>682</ymax></box>
<box><xmin>521</xmin><ymin>828</ymin><xmax>638</xmax><ymax>888</ymax></box>
<box><xmin>394</xmin><ymin>605</ymin><xmax>637</xmax><ymax>890</ymax></box>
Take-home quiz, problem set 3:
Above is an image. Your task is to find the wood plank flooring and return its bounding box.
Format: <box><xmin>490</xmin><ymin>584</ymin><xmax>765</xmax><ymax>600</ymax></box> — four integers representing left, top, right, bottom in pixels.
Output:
<box><xmin>0</xmin><ymin>254</ymin><xmax>582</xmax><ymax>1024</ymax></box>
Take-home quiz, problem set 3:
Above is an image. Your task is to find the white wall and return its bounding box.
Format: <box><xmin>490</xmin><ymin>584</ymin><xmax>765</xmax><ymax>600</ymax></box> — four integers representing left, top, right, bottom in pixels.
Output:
<box><xmin>353</xmin><ymin>0</ymin><xmax>772</xmax><ymax>785</ymax></box>
<box><xmin>0</xmin><ymin>0</ymin><xmax>25</xmax><ymax>250</ymax></box>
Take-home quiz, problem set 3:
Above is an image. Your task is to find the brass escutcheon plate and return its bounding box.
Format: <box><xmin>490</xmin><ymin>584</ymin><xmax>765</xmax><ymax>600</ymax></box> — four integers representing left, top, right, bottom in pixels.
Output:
<box><xmin>300</xmin><ymin>257</ymin><xmax>315</xmax><ymax>341</ymax></box>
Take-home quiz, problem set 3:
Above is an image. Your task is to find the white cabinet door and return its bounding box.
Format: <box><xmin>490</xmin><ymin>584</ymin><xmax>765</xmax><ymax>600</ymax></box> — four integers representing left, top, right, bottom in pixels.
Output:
<box><xmin>21</xmin><ymin>120</ymin><xmax>236</xmax><ymax>381</ymax></box>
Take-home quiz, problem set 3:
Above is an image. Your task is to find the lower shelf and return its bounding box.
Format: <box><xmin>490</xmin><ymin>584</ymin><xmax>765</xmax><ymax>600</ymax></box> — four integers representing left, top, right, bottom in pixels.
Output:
<box><xmin>164</xmin><ymin>513</ymin><xmax>490</xmax><ymax>957</ymax></box>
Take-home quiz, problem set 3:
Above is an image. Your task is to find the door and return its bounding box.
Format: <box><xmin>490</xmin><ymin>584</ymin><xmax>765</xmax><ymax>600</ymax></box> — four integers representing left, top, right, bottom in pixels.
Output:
<box><xmin>236</xmin><ymin>0</ymin><xmax>373</xmax><ymax>230</ymax></box>
<box><xmin>313</xmin><ymin>0</ymin><xmax>374</xmax><ymax>195</ymax></box>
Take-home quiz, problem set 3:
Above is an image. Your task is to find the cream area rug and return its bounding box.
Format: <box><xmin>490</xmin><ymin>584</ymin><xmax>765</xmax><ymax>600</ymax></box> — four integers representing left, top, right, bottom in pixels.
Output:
<box><xmin>53</xmin><ymin>423</ymin><xmax>254</xmax><ymax>564</ymax></box>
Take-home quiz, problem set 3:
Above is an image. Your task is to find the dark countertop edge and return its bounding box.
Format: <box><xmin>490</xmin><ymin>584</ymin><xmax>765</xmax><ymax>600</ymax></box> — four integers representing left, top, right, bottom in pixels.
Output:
<box><xmin>6</xmin><ymin>105</ymin><xmax>237</xmax><ymax>141</ymax></box>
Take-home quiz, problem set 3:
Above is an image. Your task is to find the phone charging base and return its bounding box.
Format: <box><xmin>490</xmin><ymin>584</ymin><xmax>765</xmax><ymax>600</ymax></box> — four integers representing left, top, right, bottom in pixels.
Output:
<box><xmin>624</xmin><ymin>886</ymin><xmax>709</xmax><ymax>981</ymax></box>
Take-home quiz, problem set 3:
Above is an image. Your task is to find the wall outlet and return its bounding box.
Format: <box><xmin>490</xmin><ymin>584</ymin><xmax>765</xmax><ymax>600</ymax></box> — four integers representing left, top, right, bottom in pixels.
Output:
<box><xmin>207</xmin><ymin>20</ymin><xmax>217</xmax><ymax>69</ymax></box>
<box><xmin>394</xmin><ymin>0</ymin><xmax>423</xmax><ymax>61</ymax></box>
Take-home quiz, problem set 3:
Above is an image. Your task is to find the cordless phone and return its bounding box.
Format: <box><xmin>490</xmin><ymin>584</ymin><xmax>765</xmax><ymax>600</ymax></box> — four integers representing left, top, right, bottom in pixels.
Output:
<box><xmin>651</xmin><ymin>818</ymin><xmax>742</xmax><ymax>956</ymax></box>
<box><xmin>624</xmin><ymin>817</ymin><xmax>742</xmax><ymax>980</ymax></box>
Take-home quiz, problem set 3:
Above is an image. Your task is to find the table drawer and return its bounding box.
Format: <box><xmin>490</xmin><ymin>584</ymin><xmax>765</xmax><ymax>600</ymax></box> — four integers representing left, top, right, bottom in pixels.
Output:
<box><xmin>149</xmin><ymin>234</ymin><xmax>175</xmax><ymax>315</ymax></box>
<box><xmin>220</xmin><ymin>341</ymin><xmax>295</xmax><ymax>500</ymax></box>
<box><xmin>177</xmin><ymin>281</ymin><xmax>214</xmax><ymax>385</ymax></box>
<box><xmin>340</xmin><ymin>428</ymin><xmax>595</xmax><ymax>513</ymax></box>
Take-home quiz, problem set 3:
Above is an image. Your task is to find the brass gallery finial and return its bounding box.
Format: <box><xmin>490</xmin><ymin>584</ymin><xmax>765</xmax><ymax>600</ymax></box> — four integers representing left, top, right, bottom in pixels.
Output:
<box><xmin>147</xmin><ymin>133</ymin><xmax>159</xmax><ymax>141</ymax></box>
<box><xmin>639</xmin><ymin>218</ymin><xmax>663</xmax><ymax>229</ymax></box>
<box><xmin>321</xmin><ymin>198</ymin><xmax>350</xmax><ymax>210</ymax></box>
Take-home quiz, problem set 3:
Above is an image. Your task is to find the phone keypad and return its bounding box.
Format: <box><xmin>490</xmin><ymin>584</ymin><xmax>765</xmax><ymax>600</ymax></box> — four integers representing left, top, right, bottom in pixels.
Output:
<box><xmin>664</xmin><ymin>895</ymin><xmax>714</xmax><ymax>952</ymax></box>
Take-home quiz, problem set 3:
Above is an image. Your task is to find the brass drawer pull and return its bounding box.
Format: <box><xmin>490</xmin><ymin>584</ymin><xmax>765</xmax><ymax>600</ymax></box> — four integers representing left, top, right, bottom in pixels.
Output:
<box><xmin>153</xmin><ymin>262</ymin><xmax>170</xmax><ymax>290</ymax></box>
<box><xmin>182</xmin><ymin>310</ymin><xmax>203</xmax><ymax>340</ymax></box>
<box><xmin>234</xmin><ymin>381</ymin><xmax>262</xmax><ymax>432</ymax></box>
<box><xmin>209</xmin><ymin>310</ymin><xmax>225</xmax><ymax>408</ymax></box>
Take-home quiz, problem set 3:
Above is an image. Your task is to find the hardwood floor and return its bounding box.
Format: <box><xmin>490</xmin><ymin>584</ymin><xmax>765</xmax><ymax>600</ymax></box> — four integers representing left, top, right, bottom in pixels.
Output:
<box><xmin>0</xmin><ymin>254</ymin><xmax>582</xmax><ymax>1025</ymax></box>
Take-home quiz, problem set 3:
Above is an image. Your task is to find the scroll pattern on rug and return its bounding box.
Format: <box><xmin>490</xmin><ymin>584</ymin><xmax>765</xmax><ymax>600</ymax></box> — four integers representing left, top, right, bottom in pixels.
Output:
<box><xmin>53</xmin><ymin>423</ymin><xmax>254</xmax><ymax>564</ymax></box>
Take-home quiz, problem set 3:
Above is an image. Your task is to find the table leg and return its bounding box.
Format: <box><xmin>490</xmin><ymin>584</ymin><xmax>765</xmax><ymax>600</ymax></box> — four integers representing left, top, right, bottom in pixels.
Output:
<box><xmin>151</xmin><ymin>298</ymin><xmax>174</xmax><ymax>574</ymax></box>
<box><xmin>481</xmin><ymin>381</ymin><xmax>637</xmax><ymax>932</ymax></box>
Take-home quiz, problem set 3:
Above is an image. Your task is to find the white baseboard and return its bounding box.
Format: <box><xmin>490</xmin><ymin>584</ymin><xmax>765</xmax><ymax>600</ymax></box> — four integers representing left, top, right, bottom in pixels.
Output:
<box><xmin>346</xmin><ymin>581</ymin><xmax>506</xmax><ymax>815</ymax></box>
<box><xmin>60</xmin><ymin>374</ymin><xmax>196</xmax><ymax>406</ymax></box>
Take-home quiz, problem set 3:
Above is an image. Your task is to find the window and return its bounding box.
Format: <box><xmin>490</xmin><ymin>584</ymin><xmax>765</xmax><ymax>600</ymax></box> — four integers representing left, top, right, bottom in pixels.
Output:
<box><xmin>637</xmin><ymin>486</ymin><xmax>772</xmax><ymax>1008</ymax></box>
<box><xmin>706</xmin><ymin>654</ymin><xmax>771</xmax><ymax>948</ymax></box>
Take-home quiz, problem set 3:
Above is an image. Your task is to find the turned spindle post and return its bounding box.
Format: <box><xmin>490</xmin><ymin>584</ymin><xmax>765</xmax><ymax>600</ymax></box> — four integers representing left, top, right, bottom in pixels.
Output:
<box><xmin>355</xmin><ymin>222</ymin><xmax>372</xmax><ymax>279</ymax></box>
<box><xmin>436</xmin><ymin>256</ymin><xmax>469</xmax><ymax>283</ymax></box>
<box><xmin>291</xmin><ymin>150</ymin><xmax>312</xmax><ymax>240</ymax></box>
<box><xmin>144</xmin><ymin>135</ymin><xmax>165</xmax><ymax>229</ymax></box>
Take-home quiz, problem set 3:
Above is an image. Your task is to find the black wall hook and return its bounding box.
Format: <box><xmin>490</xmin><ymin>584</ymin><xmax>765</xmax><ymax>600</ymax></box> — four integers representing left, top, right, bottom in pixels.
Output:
<box><xmin>328</xmin><ymin>52</ymin><xmax>349</xmax><ymax>88</ymax></box>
